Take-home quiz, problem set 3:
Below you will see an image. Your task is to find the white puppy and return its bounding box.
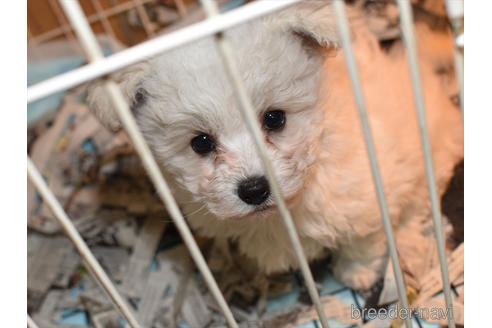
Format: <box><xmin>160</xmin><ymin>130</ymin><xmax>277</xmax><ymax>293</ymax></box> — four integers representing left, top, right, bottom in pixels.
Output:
<box><xmin>88</xmin><ymin>2</ymin><xmax>463</xmax><ymax>290</ymax></box>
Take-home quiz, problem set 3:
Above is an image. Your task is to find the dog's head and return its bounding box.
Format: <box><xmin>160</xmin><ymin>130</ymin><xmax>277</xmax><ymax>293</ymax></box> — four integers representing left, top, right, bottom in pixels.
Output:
<box><xmin>88</xmin><ymin>2</ymin><xmax>338</xmax><ymax>219</ymax></box>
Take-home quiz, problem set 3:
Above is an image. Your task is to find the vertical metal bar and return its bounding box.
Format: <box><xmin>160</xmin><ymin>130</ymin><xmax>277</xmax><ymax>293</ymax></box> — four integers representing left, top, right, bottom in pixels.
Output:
<box><xmin>27</xmin><ymin>158</ymin><xmax>143</xmax><ymax>328</ymax></box>
<box><xmin>30</xmin><ymin>0</ymin><xmax>156</xmax><ymax>45</ymax></box>
<box><xmin>27</xmin><ymin>314</ymin><xmax>40</xmax><ymax>328</ymax></box>
<box><xmin>332</xmin><ymin>1</ymin><xmax>412</xmax><ymax>327</ymax></box>
<box><xmin>445</xmin><ymin>0</ymin><xmax>464</xmax><ymax>119</ymax></box>
<box><xmin>57</xmin><ymin>1</ymin><xmax>239</xmax><ymax>326</ymax></box>
<box><xmin>396</xmin><ymin>1</ymin><xmax>456</xmax><ymax>327</ymax></box>
<box><xmin>58</xmin><ymin>0</ymin><xmax>105</xmax><ymax>61</ymax></box>
<box><xmin>102</xmin><ymin>83</ymin><xmax>239</xmax><ymax>328</ymax></box>
<box><xmin>133</xmin><ymin>0</ymin><xmax>155</xmax><ymax>36</ymax></box>
<box><xmin>199</xmin><ymin>0</ymin><xmax>330</xmax><ymax>327</ymax></box>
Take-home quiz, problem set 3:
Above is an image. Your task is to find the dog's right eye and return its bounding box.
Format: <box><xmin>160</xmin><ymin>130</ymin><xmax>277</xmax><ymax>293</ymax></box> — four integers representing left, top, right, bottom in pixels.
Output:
<box><xmin>191</xmin><ymin>134</ymin><xmax>216</xmax><ymax>155</ymax></box>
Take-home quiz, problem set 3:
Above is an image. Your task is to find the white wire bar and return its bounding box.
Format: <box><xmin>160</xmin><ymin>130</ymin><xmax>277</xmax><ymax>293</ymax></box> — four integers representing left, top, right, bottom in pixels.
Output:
<box><xmin>332</xmin><ymin>1</ymin><xmax>412</xmax><ymax>327</ymax></box>
<box><xmin>396</xmin><ymin>1</ymin><xmax>456</xmax><ymax>327</ymax></box>
<box><xmin>27</xmin><ymin>158</ymin><xmax>144</xmax><ymax>328</ymax></box>
<box><xmin>57</xmin><ymin>1</ymin><xmax>239</xmax><ymax>326</ymax></box>
<box><xmin>27</xmin><ymin>0</ymin><xmax>302</xmax><ymax>104</ymax></box>
<box><xmin>445</xmin><ymin>0</ymin><xmax>464</xmax><ymax>118</ymax></box>
<box><xmin>47</xmin><ymin>0</ymin><xmax>82</xmax><ymax>53</ymax></box>
<box><xmin>199</xmin><ymin>0</ymin><xmax>330</xmax><ymax>327</ymax></box>
<box><xmin>29</xmin><ymin>0</ymin><xmax>156</xmax><ymax>45</ymax></box>
<box><xmin>27</xmin><ymin>314</ymin><xmax>40</xmax><ymax>328</ymax></box>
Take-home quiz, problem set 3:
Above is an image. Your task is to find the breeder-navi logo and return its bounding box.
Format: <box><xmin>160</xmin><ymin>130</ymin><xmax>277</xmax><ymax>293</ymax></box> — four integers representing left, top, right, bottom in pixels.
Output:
<box><xmin>351</xmin><ymin>304</ymin><xmax>454</xmax><ymax>321</ymax></box>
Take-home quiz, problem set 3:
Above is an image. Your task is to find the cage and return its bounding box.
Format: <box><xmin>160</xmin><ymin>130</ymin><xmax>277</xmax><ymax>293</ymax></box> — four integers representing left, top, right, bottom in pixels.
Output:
<box><xmin>27</xmin><ymin>1</ymin><xmax>464</xmax><ymax>327</ymax></box>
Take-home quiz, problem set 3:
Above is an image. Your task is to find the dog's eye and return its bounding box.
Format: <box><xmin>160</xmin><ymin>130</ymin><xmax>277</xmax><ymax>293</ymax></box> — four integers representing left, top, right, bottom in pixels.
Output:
<box><xmin>191</xmin><ymin>134</ymin><xmax>216</xmax><ymax>155</ymax></box>
<box><xmin>263</xmin><ymin>110</ymin><xmax>286</xmax><ymax>131</ymax></box>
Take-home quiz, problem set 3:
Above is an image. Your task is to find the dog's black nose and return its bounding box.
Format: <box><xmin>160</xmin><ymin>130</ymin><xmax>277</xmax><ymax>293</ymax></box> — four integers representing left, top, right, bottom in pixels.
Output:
<box><xmin>237</xmin><ymin>176</ymin><xmax>270</xmax><ymax>205</ymax></box>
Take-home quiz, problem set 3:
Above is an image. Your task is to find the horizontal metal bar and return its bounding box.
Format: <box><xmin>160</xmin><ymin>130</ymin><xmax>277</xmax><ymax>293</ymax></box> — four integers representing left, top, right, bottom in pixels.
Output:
<box><xmin>396</xmin><ymin>1</ymin><xmax>456</xmax><ymax>327</ymax></box>
<box><xmin>199</xmin><ymin>0</ymin><xmax>329</xmax><ymax>327</ymax></box>
<box><xmin>27</xmin><ymin>158</ymin><xmax>143</xmax><ymax>328</ymax></box>
<box><xmin>27</xmin><ymin>0</ymin><xmax>301</xmax><ymax>103</ymax></box>
<box><xmin>332</xmin><ymin>1</ymin><xmax>412</xmax><ymax>327</ymax></box>
<box><xmin>58</xmin><ymin>1</ymin><xmax>239</xmax><ymax>326</ymax></box>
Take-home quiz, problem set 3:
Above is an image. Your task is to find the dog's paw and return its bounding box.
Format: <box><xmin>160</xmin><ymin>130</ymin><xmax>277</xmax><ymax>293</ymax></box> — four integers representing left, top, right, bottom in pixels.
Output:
<box><xmin>333</xmin><ymin>256</ymin><xmax>386</xmax><ymax>291</ymax></box>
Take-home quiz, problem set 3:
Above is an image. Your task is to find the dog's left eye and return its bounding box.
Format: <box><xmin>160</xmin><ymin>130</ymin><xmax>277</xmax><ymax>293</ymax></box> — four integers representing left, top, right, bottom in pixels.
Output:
<box><xmin>191</xmin><ymin>134</ymin><xmax>216</xmax><ymax>155</ymax></box>
<box><xmin>263</xmin><ymin>110</ymin><xmax>286</xmax><ymax>131</ymax></box>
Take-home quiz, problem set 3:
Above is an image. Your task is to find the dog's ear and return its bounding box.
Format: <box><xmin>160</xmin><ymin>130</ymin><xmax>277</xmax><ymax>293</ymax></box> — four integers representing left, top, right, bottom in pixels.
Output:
<box><xmin>270</xmin><ymin>1</ymin><xmax>338</xmax><ymax>54</ymax></box>
<box><xmin>86</xmin><ymin>61</ymin><xmax>151</xmax><ymax>131</ymax></box>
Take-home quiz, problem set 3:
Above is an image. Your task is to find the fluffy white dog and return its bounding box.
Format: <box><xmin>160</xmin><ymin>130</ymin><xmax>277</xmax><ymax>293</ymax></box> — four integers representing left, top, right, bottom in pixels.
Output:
<box><xmin>88</xmin><ymin>2</ymin><xmax>463</xmax><ymax>290</ymax></box>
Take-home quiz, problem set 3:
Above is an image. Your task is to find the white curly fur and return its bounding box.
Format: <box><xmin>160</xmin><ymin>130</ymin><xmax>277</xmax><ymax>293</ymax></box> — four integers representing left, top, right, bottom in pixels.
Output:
<box><xmin>87</xmin><ymin>3</ymin><xmax>463</xmax><ymax>290</ymax></box>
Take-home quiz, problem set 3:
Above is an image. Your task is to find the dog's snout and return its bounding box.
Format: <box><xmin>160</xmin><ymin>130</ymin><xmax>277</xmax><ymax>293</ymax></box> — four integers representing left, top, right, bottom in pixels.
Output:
<box><xmin>237</xmin><ymin>176</ymin><xmax>270</xmax><ymax>205</ymax></box>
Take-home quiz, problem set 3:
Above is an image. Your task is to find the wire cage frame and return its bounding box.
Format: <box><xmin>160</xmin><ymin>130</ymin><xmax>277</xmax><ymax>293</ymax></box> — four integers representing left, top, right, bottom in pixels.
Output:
<box><xmin>27</xmin><ymin>0</ymin><xmax>191</xmax><ymax>50</ymax></box>
<box><xmin>26</xmin><ymin>1</ymin><xmax>464</xmax><ymax>328</ymax></box>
